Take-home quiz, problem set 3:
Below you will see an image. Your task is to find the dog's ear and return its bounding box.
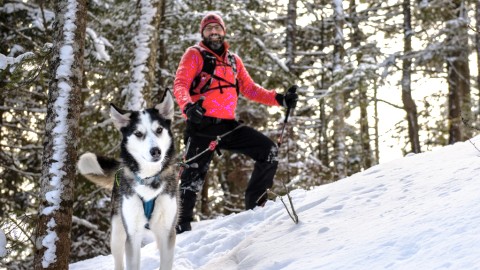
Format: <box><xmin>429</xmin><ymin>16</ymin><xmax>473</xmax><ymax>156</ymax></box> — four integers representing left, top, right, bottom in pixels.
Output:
<box><xmin>155</xmin><ymin>90</ymin><xmax>174</xmax><ymax>121</ymax></box>
<box><xmin>110</xmin><ymin>103</ymin><xmax>131</xmax><ymax>129</ymax></box>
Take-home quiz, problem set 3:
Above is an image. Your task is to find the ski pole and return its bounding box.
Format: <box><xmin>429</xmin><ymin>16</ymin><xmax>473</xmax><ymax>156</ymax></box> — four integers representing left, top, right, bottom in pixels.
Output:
<box><xmin>273</xmin><ymin>85</ymin><xmax>300</xmax><ymax>224</ymax></box>
<box><xmin>277</xmin><ymin>86</ymin><xmax>298</xmax><ymax>147</ymax></box>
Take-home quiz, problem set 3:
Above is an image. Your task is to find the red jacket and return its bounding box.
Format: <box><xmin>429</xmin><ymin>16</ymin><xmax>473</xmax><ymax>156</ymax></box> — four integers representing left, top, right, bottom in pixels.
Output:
<box><xmin>173</xmin><ymin>41</ymin><xmax>280</xmax><ymax>120</ymax></box>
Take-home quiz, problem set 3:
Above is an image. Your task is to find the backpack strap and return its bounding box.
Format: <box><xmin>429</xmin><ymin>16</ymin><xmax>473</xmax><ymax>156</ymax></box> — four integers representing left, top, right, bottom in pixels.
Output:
<box><xmin>189</xmin><ymin>46</ymin><xmax>239</xmax><ymax>96</ymax></box>
<box><xmin>227</xmin><ymin>52</ymin><xmax>239</xmax><ymax>96</ymax></box>
<box><xmin>189</xmin><ymin>46</ymin><xmax>216</xmax><ymax>95</ymax></box>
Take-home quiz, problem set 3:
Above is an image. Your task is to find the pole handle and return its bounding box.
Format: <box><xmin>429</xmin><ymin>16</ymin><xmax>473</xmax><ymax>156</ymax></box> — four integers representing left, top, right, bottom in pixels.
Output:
<box><xmin>197</xmin><ymin>96</ymin><xmax>206</xmax><ymax>107</ymax></box>
<box><xmin>284</xmin><ymin>86</ymin><xmax>297</xmax><ymax>123</ymax></box>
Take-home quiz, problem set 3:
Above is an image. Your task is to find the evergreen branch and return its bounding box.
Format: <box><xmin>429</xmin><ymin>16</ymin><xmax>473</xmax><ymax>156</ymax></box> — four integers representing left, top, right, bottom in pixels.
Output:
<box><xmin>72</xmin><ymin>216</ymin><xmax>99</xmax><ymax>231</ymax></box>
<box><xmin>1</xmin><ymin>46</ymin><xmax>52</xmax><ymax>93</ymax></box>
<box><xmin>0</xmin><ymin>164</ymin><xmax>41</xmax><ymax>177</ymax></box>
<box><xmin>2</xmin><ymin>215</ymin><xmax>35</xmax><ymax>247</ymax></box>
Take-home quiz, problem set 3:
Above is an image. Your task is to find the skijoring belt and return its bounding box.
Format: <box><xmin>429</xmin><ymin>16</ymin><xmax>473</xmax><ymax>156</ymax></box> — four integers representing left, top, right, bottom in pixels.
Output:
<box><xmin>201</xmin><ymin>116</ymin><xmax>235</xmax><ymax>124</ymax></box>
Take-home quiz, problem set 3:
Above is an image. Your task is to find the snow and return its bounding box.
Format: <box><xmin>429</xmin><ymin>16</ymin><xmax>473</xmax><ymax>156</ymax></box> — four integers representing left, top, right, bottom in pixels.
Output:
<box><xmin>419</xmin><ymin>0</ymin><xmax>429</xmax><ymax>9</ymax></box>
<box><xmin>0</xmin><ymin>52</ymin><xmax>35</xmax><ymax>72</ymax></box>
<box><xmin>70</xmin><ymin>135</ymin><xmax>480</xmax><ymax>269</ymax></box>
<box><xmin>86</xmin><ymin>28</ymin><xmax>112</xmax><ymax>62</ymax></box>
<box><xmin>42</xmin><ymin>218</ymin><xmax>59</xmax><ymax>268</ymax></box>
<box><xmin>1</xmin><ymin>2</ymin><xmax>55</xmax><ymax>34</ymax></box>
<box><xmin>253</xmin><ymin>37</ymin><xmax>290</xmax><ymax>73</ymax></box>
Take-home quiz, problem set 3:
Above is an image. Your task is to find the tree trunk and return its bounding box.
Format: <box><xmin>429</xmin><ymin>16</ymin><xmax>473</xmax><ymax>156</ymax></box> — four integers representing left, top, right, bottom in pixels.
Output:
<box><xmin>373</xmin><ymin>80</ymin><xmax>380</xmax><ymax>162</ymax></box>
<box><xmin>33</xmin><ymin>0</ymin><xmax>86</xmax><ymax>269</ymax></box>
<box><xmin>286</xmin><ymin>0</ymin><xmax>297</xmax><ymax>71</ymax></box>
<box><xmin>154</xmin><ymin>0</ymin><xmax>168</xmax><ymax>105</ymax></box>
<box><xmin>350</xmin><ymin>0</ymin><xmax>374</xmax><ymax>168</ymax></box>
<box><xmin>318</xmin><ymin>14</ymin><xmax>329</xmax><ymax>172</ymax></box>
<box><xmin>125</xmin><ymin>0</ymin><xmax>164</xmax><ymax>110</ymax></box>
<box><xmin>332</xmin><ymin>0</ymin><xmax>347</xmax><ymax>179</ymax></box>
<box><xmin>477</xmin><ymin>0</ymin><xmax>480</xmax><ymax>120</ymax></box>
<box><xmin>402</xmin><ymin>0</ymin><xmax>421</xmax><ymax>153</ymax></box>
<box><xmin>447</xmin><ymin>0</ymin><xmax>471</xmax><ymax>144</ymax></box>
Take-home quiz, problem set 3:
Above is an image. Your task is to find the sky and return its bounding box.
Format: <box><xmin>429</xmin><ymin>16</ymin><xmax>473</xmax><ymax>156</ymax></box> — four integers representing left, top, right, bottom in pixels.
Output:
<box><xmin>65</xmin><ymin>134</ymin><xmax>480</xmax><ymax>270</ymax></box>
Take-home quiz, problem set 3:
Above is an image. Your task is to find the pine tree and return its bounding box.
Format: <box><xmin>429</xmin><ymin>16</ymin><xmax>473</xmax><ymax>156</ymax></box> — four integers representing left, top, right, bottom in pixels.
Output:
<box><xmin>446</xmin><ymin>0</ymin><xmax>472</xmax><ymax>143</ymax></box>
<box><xmin>33</xmin><ymin>0</ymin><xmax>87</xmax><ymax>269</ymax></box>
<box><xmin>402</xmin><ymin>0</ymin><xmax>421</xmax><ymax>153</ymax></box>
<box><xmin>332</xmin><ymin>0</ymin><xmax>347</xmax><ymax>179</ymax></box>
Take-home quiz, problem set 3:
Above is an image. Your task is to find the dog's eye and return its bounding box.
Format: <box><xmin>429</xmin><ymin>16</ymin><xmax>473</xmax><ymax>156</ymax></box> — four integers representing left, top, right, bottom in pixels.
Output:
<box><xmin>134</xmin><ymin>131</ymin><xmax>143</xmax><ymax>138</ymax></box>
<box><xmin>155</xmin><ymin>127</ymin><xmax>163</xmax><ymax>134</ymax></box>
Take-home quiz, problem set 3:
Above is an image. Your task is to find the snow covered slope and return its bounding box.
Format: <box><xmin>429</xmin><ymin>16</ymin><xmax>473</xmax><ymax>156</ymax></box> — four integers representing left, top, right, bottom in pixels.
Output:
<box><xmin>70</xmin><ymin>135</ymin><xmax>480</xmax><ymax>270</ymax></box>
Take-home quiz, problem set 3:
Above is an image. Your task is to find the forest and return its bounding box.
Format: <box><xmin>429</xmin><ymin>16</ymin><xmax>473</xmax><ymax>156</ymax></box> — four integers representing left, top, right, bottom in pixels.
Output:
<box><xmin>1</xmin><ymin>0</ymin><xmax>479</xmax><ymax>269</ymax></box>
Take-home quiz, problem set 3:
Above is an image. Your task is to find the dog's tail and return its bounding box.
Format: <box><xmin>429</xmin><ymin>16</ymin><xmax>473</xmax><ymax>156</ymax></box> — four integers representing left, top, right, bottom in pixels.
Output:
<box><xmin>77</xmin><ymin>152</ymin><xmax>121</xmax><ymax>190</ymax></box>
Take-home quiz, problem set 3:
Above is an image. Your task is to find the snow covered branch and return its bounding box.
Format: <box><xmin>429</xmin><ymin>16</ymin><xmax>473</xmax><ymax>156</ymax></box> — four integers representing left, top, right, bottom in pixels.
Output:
<box><xmin>253</xmin><ymin>37</ymin><xmax>290</xmax><ymax>73</ymax></box>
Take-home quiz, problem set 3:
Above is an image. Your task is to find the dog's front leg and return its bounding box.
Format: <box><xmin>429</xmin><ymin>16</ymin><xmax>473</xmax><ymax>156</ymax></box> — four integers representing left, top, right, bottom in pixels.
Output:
<box><xmin>111</xmin><ymin>214</ymin><xmax>127</xmax><ymax>270</ymax></box>
<box><xmin>151</xmin><ymin>195</ymin><xmax>178</xmax><ymax>270</ymax></box>
<box><xmin>125</xmin><ymin>234</ymin><xmax>142</xmax><ymax>270</ymax></box>
<box><xmin>122</xmin><ymin>196</ymin><xmax>146</xmax><ymax>270</ymax></box>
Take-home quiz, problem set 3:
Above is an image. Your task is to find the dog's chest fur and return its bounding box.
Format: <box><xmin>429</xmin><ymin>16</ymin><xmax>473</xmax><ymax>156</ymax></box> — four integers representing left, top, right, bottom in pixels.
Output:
<box><xmin>110</xmin><ymin>167</ymin><xmax>177</xmax><ymax>216</ymax></box>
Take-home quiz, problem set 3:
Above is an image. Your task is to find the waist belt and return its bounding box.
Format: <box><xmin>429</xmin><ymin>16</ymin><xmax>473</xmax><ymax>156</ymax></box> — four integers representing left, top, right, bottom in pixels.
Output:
<box><xmin>202</xmin><ymin>116</ymin><xmax>235</xmax><ymax>124</ymax></box>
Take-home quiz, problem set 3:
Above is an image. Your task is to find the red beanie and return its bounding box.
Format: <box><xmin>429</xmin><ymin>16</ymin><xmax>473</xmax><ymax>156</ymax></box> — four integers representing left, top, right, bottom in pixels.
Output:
<box><xmin>200</xmin><ymin>12</ymin><xmax>226</xmax><ymax>34</ymax></box>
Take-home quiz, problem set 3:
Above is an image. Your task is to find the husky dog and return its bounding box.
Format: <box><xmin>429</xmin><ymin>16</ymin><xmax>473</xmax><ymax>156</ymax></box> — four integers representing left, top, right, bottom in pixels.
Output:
<box><xmin>77</xmin><ymin>92</ymin><xmax>178</xmax><ymax>270</ymax></box>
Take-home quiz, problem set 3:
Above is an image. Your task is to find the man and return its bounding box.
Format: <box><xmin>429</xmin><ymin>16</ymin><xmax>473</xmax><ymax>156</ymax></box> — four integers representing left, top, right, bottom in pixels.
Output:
<box><xmin>173</xmin><ymin>12</ymin><xmax>298</xmax><ymax>234</ymax></box>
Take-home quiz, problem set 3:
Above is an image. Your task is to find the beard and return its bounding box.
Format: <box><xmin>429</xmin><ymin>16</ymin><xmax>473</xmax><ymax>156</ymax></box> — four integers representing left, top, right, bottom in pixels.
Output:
<box><xmin>203</xmin><ymin>34</ymin><xmax>225</xmax><ymax>50</ymax></box>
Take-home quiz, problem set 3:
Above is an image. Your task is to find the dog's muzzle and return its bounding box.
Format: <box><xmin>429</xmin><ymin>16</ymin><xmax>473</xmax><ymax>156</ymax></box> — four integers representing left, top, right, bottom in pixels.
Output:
<box><xmin>150</xmin><ymin>147</ymin><xmax>162</xmax><ymax>161</ymax></box>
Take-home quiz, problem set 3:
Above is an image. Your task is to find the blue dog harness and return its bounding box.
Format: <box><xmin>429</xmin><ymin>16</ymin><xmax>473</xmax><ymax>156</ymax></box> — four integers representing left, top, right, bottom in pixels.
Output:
<box><xmin>141</xmin><ymin>198</ymin><xmax>156</xmax><ymax>229</ymax></box>
<box><xmin>115</xmin><ymin>170</ymin><xmax>160</xmax><ymax>230</ymax></box>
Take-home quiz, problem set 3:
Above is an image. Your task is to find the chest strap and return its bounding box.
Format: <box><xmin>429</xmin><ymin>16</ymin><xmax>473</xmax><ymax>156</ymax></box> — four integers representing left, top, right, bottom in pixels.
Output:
<box><xmin>114</xmin><ymin>170</ymin><xmax>158</xmax><ymax>230</ymax></box>
<box><xmin>142</xmin><ymin>197</ymin><xmax>156</xmax><ymax>229</ymax></box>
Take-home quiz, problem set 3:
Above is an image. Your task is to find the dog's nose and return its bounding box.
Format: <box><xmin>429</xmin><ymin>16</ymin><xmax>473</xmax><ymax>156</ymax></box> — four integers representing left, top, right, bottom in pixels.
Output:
<box><xmin>150</xmin><ymin>147</ymin><xmax>161</xmax><ymax>159</ymax></box>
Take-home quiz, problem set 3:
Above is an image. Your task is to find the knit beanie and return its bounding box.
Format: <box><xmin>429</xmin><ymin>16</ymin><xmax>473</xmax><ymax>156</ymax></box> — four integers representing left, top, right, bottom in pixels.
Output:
<box><xmin>200</xmin><ymin>12</ymin><xmax>226</xmax><ymax>34</ymax></box>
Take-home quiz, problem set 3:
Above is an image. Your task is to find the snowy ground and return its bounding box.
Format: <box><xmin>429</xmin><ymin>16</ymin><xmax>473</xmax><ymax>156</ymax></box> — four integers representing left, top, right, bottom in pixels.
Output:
<box><xmin>69</xmin><ymin>135</ymin><xmax>480</xmax><ymax>270</ymax></box>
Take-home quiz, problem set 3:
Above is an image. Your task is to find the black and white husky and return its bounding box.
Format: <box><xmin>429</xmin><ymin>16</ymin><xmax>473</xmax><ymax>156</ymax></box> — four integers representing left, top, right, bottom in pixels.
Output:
<box><xmin>77</xmin><ymin>92</ymin><xmax>178</xmax><ymax>270</ymax></box>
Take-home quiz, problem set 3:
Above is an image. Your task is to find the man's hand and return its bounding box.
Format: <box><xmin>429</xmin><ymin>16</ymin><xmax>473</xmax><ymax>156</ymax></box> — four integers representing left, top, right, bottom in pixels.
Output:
<box><xmin>285</xmin><ymin>85</ymin><xmax>298</xmax><ymax>109</ymax></box>
<box><xmin>184</xmin><ymin>99</ymin><xmax>206</xmax><ymax>124</ymax></box>
<box><xmin>276</xmin><ymin>85</ymin><xmax>299</xmax><ymax>109</ymax></box>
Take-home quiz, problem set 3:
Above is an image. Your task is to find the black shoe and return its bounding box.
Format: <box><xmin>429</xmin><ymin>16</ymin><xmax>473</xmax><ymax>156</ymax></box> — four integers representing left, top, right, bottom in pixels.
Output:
<box><xmin>176</xmin><ymin>222</ymin><xmax>192</xmax><ymax>234</ymax></box>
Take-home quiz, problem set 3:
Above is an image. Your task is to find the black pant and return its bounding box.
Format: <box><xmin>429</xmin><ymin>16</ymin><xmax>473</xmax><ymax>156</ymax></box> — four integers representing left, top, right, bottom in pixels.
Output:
<box><xmin>178</xmin><ymin>118</ymin><xmax>279</xmax><ymax>224</ymax></box>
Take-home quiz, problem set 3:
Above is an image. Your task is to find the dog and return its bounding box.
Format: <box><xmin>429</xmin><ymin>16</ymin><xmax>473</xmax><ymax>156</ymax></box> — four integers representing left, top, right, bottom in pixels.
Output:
<box><xmin>77</xmin><ymin>92</ymin><xmax>178</xmax><ymax>270</ymax></box>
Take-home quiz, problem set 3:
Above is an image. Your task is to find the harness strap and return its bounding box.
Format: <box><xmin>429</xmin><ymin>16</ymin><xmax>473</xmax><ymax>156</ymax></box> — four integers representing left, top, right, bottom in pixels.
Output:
<box><xmin>133</xmin><ymin>173</ymin><xmax>160</xmax><ymax>185</ymax></box>
<box><xmin>210</xmin><ymin>73</ymin><xmax>236</xmax><ymax>88</ymax></box>
<box><xmin>114</xmin><ymin>169</ymin><xmax>159</xmax><ymax>229</ymax></box>
<box><xmin>142</xmin><ymin>197</ymin><xmax>156</xmax><ymax>229</ymax></box>
<box><xmin>189</xmin><ymin>46</ymin><xmax>238</xmax><ymax>95</ymax></box>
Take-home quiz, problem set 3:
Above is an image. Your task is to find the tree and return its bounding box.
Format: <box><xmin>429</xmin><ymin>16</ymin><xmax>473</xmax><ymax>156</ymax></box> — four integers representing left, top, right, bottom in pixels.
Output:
<box><xmin>476</xmin><ymin>0</ymin><xmax>480</xmax><ymax>118</ymax></box>
<box><xmin>124</xmin><ymin>0</ymin><xmax>166</xmax><ymax>110</ymax></box>
<box><xmin>286</xmin><ymin>0</ymin><xmax>297</xmax><ymax>71</ymax></box>
<box><xmin>332</xmin><ymin>0</ymin><xmax>347</xmax><ymax>179</ymax></box>
<box><xmin>33</xmin><ymin>0</ymin><xmax>87</xmax><ymax>269</ymax></box>
<box><xmin>349</xmin><ymin>0</ymin><xmax>377</xmax><ymax>169</ymax></box>
<box><xmin>402</xmin><ymin>0</ymin><xmax>421</xmax><ymax>153</ymax></box>
<box><xmin>3</xmin><ymin>0</ymin><xmax>480</xmax><ymax>264</ymax></box>
<box><xmin>0</xmin><ymin>2</ymin><xmax>53</xmax><ymax>266</ymax></box>
<box><xmin>446</xmin><ymin>0</ymin><xmax>471</xmax><ymax>143</ymax></box>
<box><xmin>154</xmin><ymin>0</ymin><xmax>169</xmax><ymax>105</ymax></box>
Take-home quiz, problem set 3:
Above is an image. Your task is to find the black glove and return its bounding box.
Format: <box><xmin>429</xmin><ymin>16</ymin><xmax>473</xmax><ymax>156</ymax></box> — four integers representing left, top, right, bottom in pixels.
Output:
<box><xmin>184</xmin><ymin>100</ymin><xmax>206</xmax><ymax>124</ymax></box>
<box><xmin>275</xmin><ymin>85</ymin><xmax>299</xmax><ymax>109</ymax></box>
